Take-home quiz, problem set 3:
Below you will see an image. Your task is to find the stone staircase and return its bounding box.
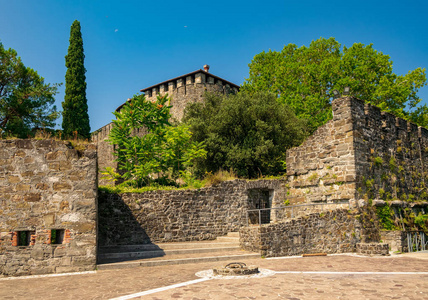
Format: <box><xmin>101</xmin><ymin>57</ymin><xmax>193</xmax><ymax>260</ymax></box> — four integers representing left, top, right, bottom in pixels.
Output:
<box><xmin>97</xmin><ymin>232</ymin><xmax>260</xmax><ymax>270</ymax></box>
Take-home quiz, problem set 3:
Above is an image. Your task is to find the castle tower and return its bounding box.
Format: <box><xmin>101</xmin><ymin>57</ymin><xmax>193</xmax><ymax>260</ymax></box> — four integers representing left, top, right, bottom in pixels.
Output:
<box><xmin>116</xmin><ymin>67</ymin><xmax>239</xmax><ymax>121</ymax></box>
<box><xmin>92</xmin><ymin>66</ymin><xmax>240</xmax><ymax>185</ymax></box>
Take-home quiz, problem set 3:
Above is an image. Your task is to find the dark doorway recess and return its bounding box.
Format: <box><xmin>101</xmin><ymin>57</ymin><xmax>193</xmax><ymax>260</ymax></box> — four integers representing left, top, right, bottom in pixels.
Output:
<box><xmin>247</xmin><ymin>188</ymin><xmax>273</xmax><ymax>224</ymax></box>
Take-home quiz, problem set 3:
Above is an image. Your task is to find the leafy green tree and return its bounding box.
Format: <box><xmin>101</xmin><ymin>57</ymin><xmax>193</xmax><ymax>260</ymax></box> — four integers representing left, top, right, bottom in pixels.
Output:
<box><xmin>242</xmin><ymin>37</ymin><xmax>428</xmax><ymax>131</ymax></box>
<box><xmin>160</xmin><ymin>124</ymin><xmax>208</xmax><ymax>179</ymax></box>
<box><xmin>105</xmin><ymin>94</ymin><xmax>206</xmax><ymax>187</ymax></box>
<box><xmin>62</xmin><ymin>20</ymin><xmax>90</xmax><ymax>139</ymax></box>
<box><xmin>0</xmin><ymin>41</ymin><xmax>59</xmax><ymax>138</ymax></box>
<box><xmin>183</xmin><ymin>91</ymin><xmax>307</xmax><ymax>178</ymax></box>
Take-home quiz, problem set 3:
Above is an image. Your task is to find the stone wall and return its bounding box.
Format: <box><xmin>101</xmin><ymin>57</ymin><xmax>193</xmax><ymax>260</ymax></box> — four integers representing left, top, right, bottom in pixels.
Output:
<box><xmin>352</xmin><ymin>99</ymin><xmax>428</xmax><ymax>202</ymax></box>
<box><xmin>98</xmin><ymin>179</ymin><xmax>286</xmax><ymax>245</ymax></box>
<box><xmin>356</xmin><ymin>243</ymin><xmax>390</xmax><ymax>256</ymax></box>
<box><xmin>286</xmin><ymin>97</ymin><xmax>357</xmax><ymax>205</ymax></box>
<box><xmin>286</xmin><ymin>96</ymin><xmax>428</xmax><ymax>206</ymax></box>
<box><xmin>0</xmin><ymin>139</ymin><xmax>97</xmax><ymax>277</ymax></box>
<box><xmin>239</xmin><ymin>208</ymin><xmax>381</xmax><ymax>257</ymax></box>
<box><xmin>381</xmin><ymin>230</ymin><xmax>408</xmax><ymax>252</ymax></box>
<box><xmin>91</xmin><ymin>123</ymin><xmax>115</xmax><ymax>186</ymax></box>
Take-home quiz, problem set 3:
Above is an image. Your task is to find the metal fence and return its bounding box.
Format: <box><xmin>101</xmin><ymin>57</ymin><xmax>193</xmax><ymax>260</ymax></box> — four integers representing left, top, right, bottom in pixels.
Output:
<box><xmin>246</xmin><ymin>202</ymin><xmax>351</xmax><ymax>226</ymax></box>
<box><xmin>407</xmin><ymin>231</ymin><xmax>428</xmax><ymax>252</ymax></box>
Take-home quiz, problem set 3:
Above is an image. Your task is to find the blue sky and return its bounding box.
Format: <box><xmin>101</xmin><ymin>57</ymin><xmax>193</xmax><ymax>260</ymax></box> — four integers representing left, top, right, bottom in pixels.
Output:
<box><xmin>1</xmin><ymin>0</ymin><xmax>427</xmax><ymax>131</ymax></box>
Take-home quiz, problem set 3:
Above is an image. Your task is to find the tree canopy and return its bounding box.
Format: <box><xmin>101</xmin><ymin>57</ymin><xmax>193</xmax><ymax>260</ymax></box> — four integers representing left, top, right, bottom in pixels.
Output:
<box><xmin>242</xmin><ymin>37</ymin><xmax>428</xmax><ymax>132</ymax></box>
<box><xmin>183</xmin><ymin>91</ymin><xmax>307</xmax><ymax>178</ymax></box>
<box><xmin>105</xmin><ymin>94</ymin><xmax>206</xmax><ymax>187</ymax></box>
<box><xmin>0</xmin><ymin>41</ymin><xmax>59</xmax><ymax>138</ymax></box>
<box><xmin>62</xmin><ymin>20</ymin><xmax>90</xmax><ymax>139</ymax></box>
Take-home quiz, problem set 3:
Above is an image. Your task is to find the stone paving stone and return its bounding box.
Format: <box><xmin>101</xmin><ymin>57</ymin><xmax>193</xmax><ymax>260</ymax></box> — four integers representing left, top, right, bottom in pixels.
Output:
<box><xmin>0</xmin><ymin>253</ymin><xmax>427</xmax><ymax>299</ymax></box>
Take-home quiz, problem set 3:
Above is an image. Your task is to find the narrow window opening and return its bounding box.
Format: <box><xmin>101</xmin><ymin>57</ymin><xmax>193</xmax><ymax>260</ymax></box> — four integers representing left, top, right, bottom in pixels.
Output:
<box><xmin>18</xmin><ymin>231</ymin><xmax>34</xmax><ymax>246</ymax></box>
<box><xmin>51</xmin><ymin>229</ymin><xmax>65</xmax><ymax>244</ymax></box>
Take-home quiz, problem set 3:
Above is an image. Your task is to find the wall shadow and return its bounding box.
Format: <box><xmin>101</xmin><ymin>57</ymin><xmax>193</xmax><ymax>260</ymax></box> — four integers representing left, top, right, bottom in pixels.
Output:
<box><xmin>97</xmin><ymin>191</ymin><xmax>166</xmax><ymax>264</ymax></box>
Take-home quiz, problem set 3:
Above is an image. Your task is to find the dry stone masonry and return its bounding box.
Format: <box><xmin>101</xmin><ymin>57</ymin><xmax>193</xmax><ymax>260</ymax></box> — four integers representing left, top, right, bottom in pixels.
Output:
<box><xmin>0</xmin><ymin>140</ymin><xmax>97</xmax><ymax>277</ymax></box>
<box><xmin>356</xmin><ymin>243</ymin><xmax>390</xmax><ymax>256</ymax></box>
<box><xmin>239</xmin><ymin>209</ymin><xmax>380</xmax><ymax>257</ymax></box>
<box><xmin>286</xmin><ymin>97</ymin><xmax>357</xmax><ymax>205</ymax></box>
<box><xmin>98</xmin><ymin>179</ymin><xmax>286</xmax><ymax>245</ymax></box>
<box><xmin>380</xmin><ymin>230</ymin><xmax>409</xmax><ymax>253</ymax></box>
<box><xmin>286</xmin><ymin>96</ymin><xmax>428</xmax><ymax>207</ymax></box>
<box><xmin>352</xmin><ymin>99</ymin><xmax>428</xmax><ymax>203</ymax></box>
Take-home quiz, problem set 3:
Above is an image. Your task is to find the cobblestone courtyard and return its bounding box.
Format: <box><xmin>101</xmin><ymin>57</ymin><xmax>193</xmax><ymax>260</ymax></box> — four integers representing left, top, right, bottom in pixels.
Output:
<box><xmin>1</xmin><ymin>252</ymin><xmax>427</xmax><ymax>299</ymax></box>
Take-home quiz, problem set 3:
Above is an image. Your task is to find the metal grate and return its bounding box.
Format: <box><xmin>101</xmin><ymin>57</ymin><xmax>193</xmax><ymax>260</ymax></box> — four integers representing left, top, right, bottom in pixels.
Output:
<box><xmin>407</xmin><ymin>231</ymin><xmax>428</xmax><ymax>252</ymax></box>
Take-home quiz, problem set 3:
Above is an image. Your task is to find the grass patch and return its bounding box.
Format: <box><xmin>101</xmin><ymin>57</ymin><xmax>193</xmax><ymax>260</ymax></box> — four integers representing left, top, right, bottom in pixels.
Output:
<box><xmin>204</xmin><ymin>169</ymin><xmax>238</xmax><ymax>186</ymax></box>
<box><xmin>99</xmin><ymin>184</ymin><xmax>183</xmax><ymax>194</ymax></box>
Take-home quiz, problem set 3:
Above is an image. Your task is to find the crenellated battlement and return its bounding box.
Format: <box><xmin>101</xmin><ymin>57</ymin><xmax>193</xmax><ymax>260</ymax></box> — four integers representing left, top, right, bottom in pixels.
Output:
<box><xmin>351</xmin><ymin>97</ymin><xmax>427</xmax><ymax>139</ymax></box>
<box><xmin>137</xmin><ymin>69</ymin><xmax>239</xmax><ymax>121</ymax></box>
<box><xmin>141</xmin><ymin>69</ymin><xmax>238</xmax><ymax>98</ymax></box>
<box><xmin>91</xmin><ymin>122</ymin><xmax>113</xmax><ymax>143</ymax></box>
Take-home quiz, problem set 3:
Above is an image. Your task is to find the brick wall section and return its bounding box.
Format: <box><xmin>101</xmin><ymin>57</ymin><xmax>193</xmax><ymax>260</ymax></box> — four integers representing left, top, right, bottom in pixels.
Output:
<box><xmin>239</xmin><ymin>209</ymin><xmax>381</xmax><ymax>257</ymax></box>
<box><xmin>98</xmin><ymin>179</ymin><xmax>286</xmax><ymax>245</ymax></box>
<box><xmin>0</xmin><ymin>139</ymin><xmax>97</xmax><ymax>277</ymax></box>
<box><xmin>286</xmin><ymin>96</ymin><xmax>428</xmax><ymax>205</ymax></box>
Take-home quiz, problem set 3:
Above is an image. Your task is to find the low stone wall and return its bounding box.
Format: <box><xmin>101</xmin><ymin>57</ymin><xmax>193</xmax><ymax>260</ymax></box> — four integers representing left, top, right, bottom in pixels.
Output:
<box><xmin>98</xmin><ymin>179</ymin><xmax>286</xmax><ymax>245</ymax></box>
<box><xmin>380</xmin><ymin>230</ymin><xmax>408</xmax><ymax>253</ymax></box>
<box><xmin>240</xmin><ymin>208</ymin><xmax>380</xmax><ymax>257</ymax></box>
<box><xmin>356</xmin><ymin>243</ymin><xmax>390</xmax><ymax>256</ymax></box>
<box><xmin>0</xmin><ymin>139</ymin><xmax>97</xmax><ymax>277</ymax></box>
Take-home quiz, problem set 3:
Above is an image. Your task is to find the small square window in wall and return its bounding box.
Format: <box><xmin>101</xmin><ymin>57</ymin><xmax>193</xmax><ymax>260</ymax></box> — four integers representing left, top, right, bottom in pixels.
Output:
<box><xmin>17</xmin><ymin>231</ymin><xmax>35</xmax><ymax>246</ymax></box>
<box><xmin>51</xmin><ymin>229</ymin><xmax>65</xmax><ymax>244</ymax></box>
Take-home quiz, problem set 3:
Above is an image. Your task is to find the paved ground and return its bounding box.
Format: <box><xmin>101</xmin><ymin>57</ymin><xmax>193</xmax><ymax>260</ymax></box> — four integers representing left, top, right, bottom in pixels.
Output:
<box><xmin>1</xmin><ymin>252</ymin><xmax>428</xmax><ymax>299</ymax></box>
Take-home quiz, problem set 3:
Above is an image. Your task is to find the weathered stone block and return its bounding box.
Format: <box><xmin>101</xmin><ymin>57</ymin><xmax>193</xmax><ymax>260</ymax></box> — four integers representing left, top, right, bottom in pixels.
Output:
<box><xmin>53</xmin><ymin>182</ymin><xmax>72</xmax><ymax>191</ymax></box>
<box><xmin>15</xmin><ymin>140</ymin><xmax>33</xmax><ymax>149</ymax></box>
<box><xmin>15</xmin><ymin>184</ymin><xmax>30</xmax><ymax>191</ymax></box>
<box><xmin>43</xmin><ymin>214</ymin><xmax>55</xmax><ymax>226</ymax></box>
<box><xmin>8</xmin><ymin>176</ymin><xmax>21</xmax><ymax>184</ymax></box>
<box><xmin>24</xmin><ymin>193</ymin><xmax>41</xmax><ymax>202</ymax></box>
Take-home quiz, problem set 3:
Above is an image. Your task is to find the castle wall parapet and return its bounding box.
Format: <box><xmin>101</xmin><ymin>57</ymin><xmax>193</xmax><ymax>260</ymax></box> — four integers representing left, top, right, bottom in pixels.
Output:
<box><xmin>286</xmin><ymin>96</ymin><xmax>428</xmax><ymax>206</ymax></box>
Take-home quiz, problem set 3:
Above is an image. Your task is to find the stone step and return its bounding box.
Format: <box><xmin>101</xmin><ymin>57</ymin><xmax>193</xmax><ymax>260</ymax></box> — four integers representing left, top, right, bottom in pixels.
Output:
<box><xmin>227</xmin><ymin>232</ymin><xmax>240</xmax><ymax>238</ymax></box>
<box><xmin>97</xmin><ymin>252</ymin><xmax>260</xmax><ymax>270</ymax></box>
<box><xmin>215</xmin><ymin>236</ymin><xmax>239</xmax><ymax>243</ymax></box>
<box><xmin>99</xmin><ymin>241</ymin><xmax>239</xmax><ymax>254</ymax></box>
<box><xmin>98</xmin><ymin>246</ymin><xmax>242</xmax><ymax>263</ymax></box>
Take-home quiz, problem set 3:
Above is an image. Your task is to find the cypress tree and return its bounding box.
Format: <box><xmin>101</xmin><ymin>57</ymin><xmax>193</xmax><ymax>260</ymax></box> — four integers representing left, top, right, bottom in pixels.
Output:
<box><xmin>62</xmin><ymin>20</ymin><xmax>90</xmax><ymax>139</ymax></box>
